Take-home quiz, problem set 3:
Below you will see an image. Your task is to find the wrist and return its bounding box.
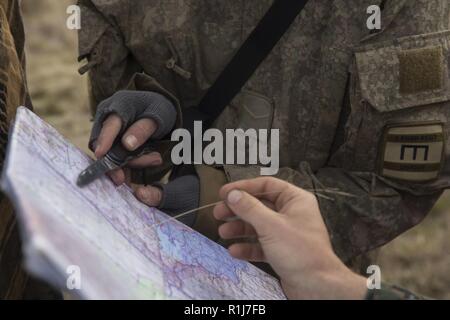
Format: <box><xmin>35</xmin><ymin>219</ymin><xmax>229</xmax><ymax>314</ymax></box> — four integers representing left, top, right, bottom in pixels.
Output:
<box><xmin>324</xmin><ymin>266</ymin><xmax>367</xmax><ymax>300</ymax></box>
<box><xmin>283</xmin><ymin>258</ymin><xmax>367</xmax><ymax>300</ymax></box>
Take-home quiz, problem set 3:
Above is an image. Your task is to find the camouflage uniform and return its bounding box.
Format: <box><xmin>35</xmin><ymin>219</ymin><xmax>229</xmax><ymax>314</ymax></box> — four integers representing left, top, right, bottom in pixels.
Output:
<box><xmin>0</xmin><ymin>0</ymin><xmax>29</xmax><ymax>299</ymax></box>
<box><xmin>367</xmin><ymin>284</ymin><xmax>428</xmax><ymax>300</ymax></box>
<box><xmin>78</xmin><ymin>0</ymin><xmax>450</xmax><ymax>264</ymax></box>
<box><xmin>0</xmin><ymin>0</ymin><xmax>58</xmax><ymax>299</ymax></box>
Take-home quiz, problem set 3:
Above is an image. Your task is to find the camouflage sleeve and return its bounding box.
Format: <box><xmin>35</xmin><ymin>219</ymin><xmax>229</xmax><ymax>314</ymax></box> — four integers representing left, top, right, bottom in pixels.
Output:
<box><xmin>366</xmin><ymin>283</ymin><xmax>428</xmax><ymax>300</ymax></box>
<box><xmin>0</xmin><ymin>2</ymin><xmax>29</xmax><ymax>299</ymax></box>
<box><xmin>77</xmin><ymin>0</ymin><xmax>182</xmax><ymax>122</ymax></box>
<box><xmin>0</xmin><ymin>0</ymin><xmax>59</xmax><ymax>300</ymax></box>
<box><xmin>77</xmin><ymin>0</ymin><xmax>182</xmax><ymax>183</ymax></box>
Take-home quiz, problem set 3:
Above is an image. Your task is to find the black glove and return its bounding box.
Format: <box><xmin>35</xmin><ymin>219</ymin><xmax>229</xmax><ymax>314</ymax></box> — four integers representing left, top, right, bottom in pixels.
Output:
<box><xmin>90</xmin><ymin>90</ymin><xmax>177</xmax><ymax>150</ymax></box>
<box><xmin>154</xmin><ymin>175</ymin><xmax>200</xmax><ymax>227</ymax></box>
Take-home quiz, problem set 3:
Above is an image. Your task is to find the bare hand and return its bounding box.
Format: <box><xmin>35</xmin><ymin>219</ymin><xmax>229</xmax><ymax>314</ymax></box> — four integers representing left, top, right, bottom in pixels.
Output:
<box><xmin>214</xmin><ymin>177</ymin><xmax>367</xmax><ymax>300</ymax></box>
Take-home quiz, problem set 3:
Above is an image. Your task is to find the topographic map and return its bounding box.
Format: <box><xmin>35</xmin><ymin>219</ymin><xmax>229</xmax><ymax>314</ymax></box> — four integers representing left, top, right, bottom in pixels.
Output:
<box><xmin>0</xmin><ymin>107</ymin><xmax>285</xmax><ymax>300</ymax></box>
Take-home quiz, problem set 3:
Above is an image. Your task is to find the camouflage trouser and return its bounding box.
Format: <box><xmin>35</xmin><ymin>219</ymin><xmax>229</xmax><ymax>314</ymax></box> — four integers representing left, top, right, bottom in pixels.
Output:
<box><xmin>0</xmin><ymin>0</ymin><xmax>60</xmax><ymax>300</ymax></box>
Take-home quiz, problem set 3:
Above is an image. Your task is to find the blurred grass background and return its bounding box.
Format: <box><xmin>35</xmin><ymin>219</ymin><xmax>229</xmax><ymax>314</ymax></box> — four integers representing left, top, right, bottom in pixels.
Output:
<box><xmin>21</xmin><ymin>0</ymin><xmax>91</xmax><ymax>152</ymax></box>
<box><xmin>21</xmin><ymin>0</ymin><xmax>449</xmax><ymax>299</ymax></box>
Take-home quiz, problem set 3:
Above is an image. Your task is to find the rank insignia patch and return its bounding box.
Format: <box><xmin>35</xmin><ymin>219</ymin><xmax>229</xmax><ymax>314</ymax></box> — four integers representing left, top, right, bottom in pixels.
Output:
<box><xmin>380</xmin><ymin>123</ymin><xmax>445</xmax><ymax>182</ymax></box>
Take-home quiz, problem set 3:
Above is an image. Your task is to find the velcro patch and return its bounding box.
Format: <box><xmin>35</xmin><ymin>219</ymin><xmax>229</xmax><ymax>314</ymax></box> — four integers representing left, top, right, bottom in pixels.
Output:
<box><xmin>399</xmin><ymin>47</ymin><xmax>443</xmax><ymax>94</ymax></box>
<box><xmin>380</xmin><ymin>123</ymin><xmax>445</xmax><ymax>182</ymax></box>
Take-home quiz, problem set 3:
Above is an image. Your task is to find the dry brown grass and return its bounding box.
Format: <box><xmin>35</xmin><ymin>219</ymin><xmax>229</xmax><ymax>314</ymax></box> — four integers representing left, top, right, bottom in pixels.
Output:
<box><xmin>22</xmin><ymin>0</ymin><xmax>90</xmax><ymax>152</ymax></box>
<box><xmin>20</xmin><ymin>0</ymin><xmax>449</xmax><ymax>299</ymax></box>
<box><xmin>378</xmin><ymin>193</ymin><xmax>450</xmax><ymax>299</ymax></box>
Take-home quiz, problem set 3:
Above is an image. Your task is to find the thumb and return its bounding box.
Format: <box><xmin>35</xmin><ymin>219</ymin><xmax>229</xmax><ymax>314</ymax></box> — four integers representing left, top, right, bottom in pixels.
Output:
<box><xmin>226</xmin><ymin>190</ymin><xmax>279</xmax><ymax>237</ymax></box>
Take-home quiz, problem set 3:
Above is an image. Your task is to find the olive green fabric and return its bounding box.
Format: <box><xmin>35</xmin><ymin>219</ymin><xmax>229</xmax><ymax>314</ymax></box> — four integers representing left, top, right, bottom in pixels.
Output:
<box><xmin>194</xmin><ymin>165</ymin><xmax>227</xmax><ymax>242</ymax></box>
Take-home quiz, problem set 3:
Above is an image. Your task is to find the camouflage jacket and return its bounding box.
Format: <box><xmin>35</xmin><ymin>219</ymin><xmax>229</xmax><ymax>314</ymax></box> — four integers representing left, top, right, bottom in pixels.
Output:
<box><xmin>78</xmin><ymin>0</ymin><xmax>450</xmax><ymax>262</ymax></box>
<box><xmin>0</xmin><ymin>0</ymin><xmax>29</xmax><ymax>299</ymax></box>
<box><xmin>0</xmin><ymin>0</ymin><xmax>59</xmax><ymax>300</ymax></box>
<box><xmin>367</xmin><ymin>283</ymin><xmax>428</xmax><ymax>300</ymax></box>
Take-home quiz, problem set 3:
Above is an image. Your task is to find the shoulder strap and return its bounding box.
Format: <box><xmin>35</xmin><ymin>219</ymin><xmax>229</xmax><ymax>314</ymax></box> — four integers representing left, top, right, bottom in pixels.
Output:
<box><xmin>197</xmin><ymin>0</ymin><xmax>309</xmax><ymax>128</ymax></box>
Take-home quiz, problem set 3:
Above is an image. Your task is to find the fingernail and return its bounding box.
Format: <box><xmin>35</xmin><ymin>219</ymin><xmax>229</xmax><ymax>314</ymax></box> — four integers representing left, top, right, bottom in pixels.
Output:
<box><xmin>124</xmin><ymin>135</ymin><xmax>138</xmax><ymax>150</ymax></box>
<box><xmin>227</xmin><ymin>190</ymin><xmax>243</xmax><ymax>205</ymax></box>
<box><xmin>150</xmin><ymin>158</ymin><xmax>163</xmax><ymax>166</ymax></box>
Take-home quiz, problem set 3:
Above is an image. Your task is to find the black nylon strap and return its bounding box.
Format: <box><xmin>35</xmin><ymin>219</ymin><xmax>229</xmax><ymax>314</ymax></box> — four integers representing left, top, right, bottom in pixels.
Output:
<box><xmin>197</xmin><ymin>0</ymin><xmax>309</xmax><ymax>128</ymax></box>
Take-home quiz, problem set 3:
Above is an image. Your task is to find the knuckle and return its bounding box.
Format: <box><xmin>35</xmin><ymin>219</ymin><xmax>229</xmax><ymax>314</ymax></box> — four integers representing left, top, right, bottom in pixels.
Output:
<box><xmin>136</xmin><ymin>187</ymin><xmax>149</xmax><ymax>200</ymax></box>
<box><xmin>131</xmin><ymin>120</ymin><xmax>155</xmax><ymax>138</ymax></box>
<box><xmin>142</xmin><ymin>186</ymin><xmax>161</xmax><ymax>203</ymax></box>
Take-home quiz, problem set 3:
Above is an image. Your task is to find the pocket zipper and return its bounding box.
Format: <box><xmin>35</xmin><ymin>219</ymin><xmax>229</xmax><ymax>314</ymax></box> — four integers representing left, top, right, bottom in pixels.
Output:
<box><xmin>165</xmin><ymin>37</ymin><xmax>192</xmax><ymax>80</ymax></box>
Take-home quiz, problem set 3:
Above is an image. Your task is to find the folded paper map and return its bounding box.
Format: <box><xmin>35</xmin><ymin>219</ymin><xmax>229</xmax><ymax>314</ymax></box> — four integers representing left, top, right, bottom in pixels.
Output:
<box><xmin>0</xmin><ymin>107</ymin><xmax>285</xmax><ymax>300</ymax></box>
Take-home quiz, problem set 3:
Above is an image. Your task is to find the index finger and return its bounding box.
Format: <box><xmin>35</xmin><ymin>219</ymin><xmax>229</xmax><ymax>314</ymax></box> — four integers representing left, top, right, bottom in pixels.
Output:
<box><xmin>94</xmin><ymin>114</ymin><xmax>122</xmax><ymax>158</ymax></box>
<box><xmin>224</xmin><ymin>190</ymin><xmax>278</xmax><ymax>237</ymax></box>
